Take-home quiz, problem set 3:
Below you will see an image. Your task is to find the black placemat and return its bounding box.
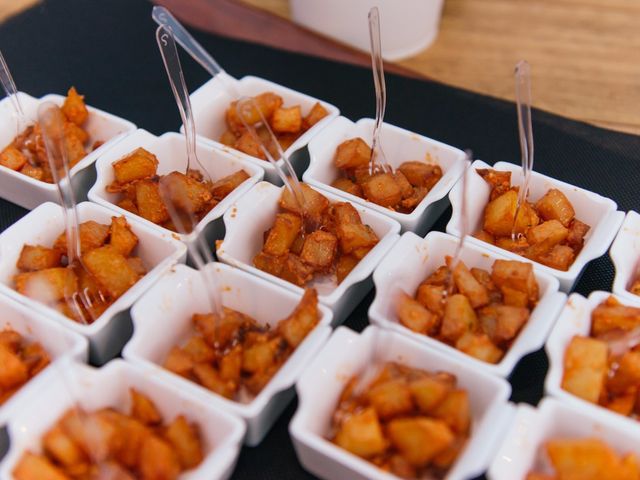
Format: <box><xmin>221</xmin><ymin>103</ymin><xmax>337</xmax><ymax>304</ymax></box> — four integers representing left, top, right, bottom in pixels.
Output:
<box><xmin>1</xmin><ymin>0</ymin><xmax>639</xmax><ymax>479</ymax></box>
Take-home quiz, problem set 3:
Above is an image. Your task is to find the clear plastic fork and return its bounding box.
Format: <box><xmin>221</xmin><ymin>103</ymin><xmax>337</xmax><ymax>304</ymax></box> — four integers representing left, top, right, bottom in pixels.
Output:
<box><xmin>0</xmin><ymin>49</ymin><xmax>29</xmax><ymax>134</ymax></box>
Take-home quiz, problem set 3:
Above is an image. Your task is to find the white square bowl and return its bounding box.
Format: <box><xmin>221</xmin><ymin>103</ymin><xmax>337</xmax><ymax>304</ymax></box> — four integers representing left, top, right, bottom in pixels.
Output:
<box><xmin>545</xmin><ymin>290</ymin><xmax>640</xmax><ymax>428</ymax></box>
<box><xmin>0</xmin><ymin>293</ymin><xmax>88</xmax><ymax>428</ymax></box>
<box><xmin>488</xmin><ymin>397</ymin><xmax>640</xmax><ymax>480</ymax></box>
<box><xmin>123</xmin><ymin>262</ymin><xmax>333</xmax><ymax>446</ymax></box>
<box><xmin>188</xmin><ymin>72</ymin><xmax>340</xmax><ymax>184</ymax></box>
<box><xmin>0</xmin><ymin>359</ymin><xmax>246</xmax><ymax>480</ymax></box>
<box><xmin>0</xmin><ymin>91</ymin><xmax>136</xmax><ymax>210</ymax></box>
<box><xmin>446</xmin><ymin>160</ymin><xmax>624</xmax><ymax>292</ymax></box>
<box><xmin>610</xmin><ymin>210</ymin><xmax>640</xmax><ymax>304</ymax></box>
<box><xmin>289</xmin><ymin>326</ymin><xmax>514</xmax><ymax>480</ymax></box>
<box><xmin>87</xmin><ymin>129</ymin><xmax>264</xmax><ymax>244</ymax></box>
<box><xmin>0</xmin><ymin>201</ymin><xmax>186</xmax><ymax>364</ymax></box>
<box><xmin>369</xmin><ymin>231</ymin><xmax>566</xmax><ymax>378</ymax></box>
<box><xmin>303</xmin><ymin>116</ymin><xmax>467</xmax><ymax>234</ymax></box>
<box><xmin>216</xmin><ymin>181</ymin><xmax>401</xmax><ymax>325</ymax></box>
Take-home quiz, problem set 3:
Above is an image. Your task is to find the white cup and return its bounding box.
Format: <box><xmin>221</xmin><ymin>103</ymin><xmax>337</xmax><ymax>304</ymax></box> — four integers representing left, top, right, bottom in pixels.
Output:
<box><xmin>289</xmin><ymin>0</ymin><xmax>444</xmax><ymax>61</ymax></box>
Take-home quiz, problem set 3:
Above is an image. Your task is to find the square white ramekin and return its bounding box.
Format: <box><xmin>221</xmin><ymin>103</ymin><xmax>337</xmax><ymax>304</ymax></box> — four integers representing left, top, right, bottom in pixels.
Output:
<box><xmin>0</xmin><ymin>293</ymin><xmax>88</xmax><ymax>443</ymax></box>
<box><xmin>0</xmin><ymin>201</ymin><xmax>186</xmax><ymax>364</ymax></box>
<box><xmin>290</xmin><ymin>326</ymin><xmax>514</xmax><ymax>480</ymax></box>
<box><xmin>369</xmin><ymin>231</ymin><xmax>566</xmax><ymax>377</ymax></box>
<box><xmin>446</xmin><ymin>160</ymin><xmax>624</xmax><ymax>292</ymax></box>
<box><xmin>303</xmin><ymin>116</ymin><xmax>467</xmax><ymax>234</ymax></box>
<box><xmin>545</xmin><ymin>290</ymin><xmax>640</xmax><ymax>428</ymax></box>
<box><xmin>0</xmin><ymin>359</ymin><xmax>246</xmax><ymax>480</ymax></box>
<box><xmin>610</xmin><ymin>210</ymin><xmax>640</xmax><ymax>304</ymax></box>
<box><xmin>188</xmin><ymin>72</ymin><xmax>340</xmax><ymax>184</ymax></box>
<box><xmin>217</xmin><ymin>181</ymin><xmax>401</xmax><ymax>325</ymax></box>
<box><xmin>488</xmin><ymin>397</ymin><xmax>640</xmax><ymax>480</ymax></box>
<box><xmin>87</xmin><ymin>129</ymin><xmax>264</xmax><ymax>244</ymax></box>
<box><xmin>123</xmin><ymin>262</ymin><xmax>332</xmax><ymax>446</ymax></box>
<box><xmin>0</xmin><ymin>91</ymin><xmax>136</xmax><ymax>210</ymax></box>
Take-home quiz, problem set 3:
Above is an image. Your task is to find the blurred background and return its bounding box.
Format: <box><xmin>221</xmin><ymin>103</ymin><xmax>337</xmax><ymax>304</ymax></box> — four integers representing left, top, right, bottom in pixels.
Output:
<box><xmin>2</xmin><ymin>0</ymin><xmax>638</xmax><ymax>134</ymax></box>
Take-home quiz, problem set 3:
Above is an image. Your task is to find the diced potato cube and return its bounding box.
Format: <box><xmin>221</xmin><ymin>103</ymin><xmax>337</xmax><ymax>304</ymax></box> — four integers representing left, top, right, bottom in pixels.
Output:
<box><xmin>53</xmin><ymin>220</ymin><xmax>110</xmax><ymax>254</ymax></box>
<box><xmin>491</xmin><ymin>260</ymin><xmax>539</xmax><ymax>306</ymax></box>
<box><xmin>367</xmin><ymin>378</ymin><xmax>414</xmax><ymax>419</ymax></box>
<box><xmin>513</xmin><ymin>201</ymin><xmax>540</xmax><ymax>234</ymax></box>
<box><xmin>270</xmin><ymin>106</ymin><xmax>302</xmax><ymax>133</ymax></box>
<box><xmin>331</xmin><ymin>177</ymin><xmax>363</xmax><ymax>198</ymax></box>
<box><xmin>13</xmin><ymin>452</ymin><xmax>70</xmax><ymax>480</ymax></box>
<box><xmin>561</xmin><ymin>336</ymin><xmax>608</xmax><ymax>403</ymax></box>
<box><xmin>526</xmin><ymin>219</ymin><xmax>569</xmax><ymax>246</ymax></box>
<box><xmin>456</xmin><ymin>331</ymin><xmax>504</xmax><ymax>363</ymax></box>
<box><xmin>394</xmin><ymin>171</ymin><xmax>414</xmax><ymax>199</ymax></box>
<box><xmin>109</xmin><ymin>216</ymin><xmax>138</xmax><ymax>257</ymax></box>
<box><xmin>280</xmin><ymin>253</ymin><xmax>314</xmax><ymax>286</ymax></box>
<box><xmin>134</xmin><ymin>180</ymin><xmax>169</xmax><ymax>225</ymax></box>
<box><xmin>605</xmin><ymin>390</ymin><xmax>636</xmax><ymax>416</ymax></box>
<box><xmin>452</xmin><ymin>261</ymin><xmax>489</xmax><ymax>308</ymax></box>
<box><xmin>126</xmin><ymin>257</ymin><xmax>146</xmax><ymax>276</ymax></box>
<box><xmin>253</xmin><ymin>251</ymin><xmax>286</xmax><ymax>277</ymax></box>
<box><xmin>483</xmin><ymin>189</ymin><xmax>518</xmax><ymax>237</ymax></box>
<box><xmin>493</xmin><ymin>305</ymin><xmax>529</xmax><ymax>343</ymax></box>
<box><xmin>387</xmin><ymin>417</ymin><xmax>454</xmax><ymax>467</ymax></box>
<box><xmin>547</xmin><ymin>438</ymin><xmax>619</xmax><ymax>479</ymax></box>
<box><xmin>61</xmin><ymin>87</ymin><xmax>88</xmax><ymax>126</ymax></box>
<box><xmin>535</xmin><ymin>188</ymin><xmax>575</xmax><ymax>227</ymax></box>
<box><xmin>219</xmin><ymin>344</ymin><xmax>242</xmax><ymax>384</ymax></box>
<box><xmin>17</xmin><ymin>245</ymin><xmax>63</xmax><ymax>271</ymax></box>
<box><xmin>416</xmin><ymin>284</ymin><xmax>445</xmax><ymax>317</ymax></box>
<box><xmin>0</xmin><ymin>145</ymin><xmax>27</xmax><ymax>170</ymax></box>
<box><xmin>163</xmin><ymin>346</ymin><xmax>194</xmax><ymax>377</ymax></box>
<box><xmin>130</xmin><ymin>388</ymin><xmax>162</xmax><ymax>426</ymax></box>
<box><xmin>591</xmin><ymin>296</ymin><xmax>640</xmax><ymax>336</ymax></box>
<box><xmin>0</xmin><ymin>329</ymin><xmax>22</xmax><ymax>351</ymax></box>
<box><xmin>361</xmin><ymin>172</ymin><xmax>402</xmax><ymax>208</ymax></box>
<box><xmin>334</xmin><ymin>138</ymin><xmax>371</xmax><ymax>170</ymax></box>
<box><xmin>264</xmin><ymin>213</ymin><xmax>303</xmax><ymax>257</ymax></box>
<box><xmin>20</xmin><ymin>163</ymin><xmax>44</xmax><ymax>181</ymax></box>
<box><xmin>608</xmin><ymin>351</ymin><xmax>640</xmax><ymax>395</ymax></box>
<box><xmin>501</xmin><ymin>286</ymin><xmax>529</xmax><ymax>308</ymax></box>
<box><xmin>567</xmin><ymin>219</ymin><xmax>590</xmax><ymax>250</ymax></box>
<box><xmin>63</xmin><ymin>131</ymin><xmax>86</xmax><ymax>167</ymax></box>
<box><xmin>300</xmin><ymin>230</ymin><xmax>338</xmax><ymax>270</ymax></box>
<box><xmin>112</xmin><ymin>147</ymin><xmax>158</xmax><ymax>184</ymax></box>
<box><xmin>536</xmin><ymin>244</ymin><xmax>575</xmax><ymax>271</ymax></box>
<box><xmin>397</xmin><ymin>161</ymin><xmax>443</xmax><ymax>189</ymax></box>
<box><xmin>431</xmin><ymin>389</ymin><xmax>471</xmax><ymax>434</ymax></box>
<box><xmin>234</xmin><ymin>130</ymin><xmax>266</xmax><ymax>159</ymax></box>
<box><xmin>164</xmin><ymin>415</ymin><xmax>204</xmax><ymax>470</ymax></box>
<box><xmin>409</xmin><ymin>375</ymin><xmax>453</xmax><ymax>413</ymax></box>
<box><xmin>42</xmin><ymin>424</ymin><xmax>86</xmax><ymax>468</ymax></box>
<box><xmin>219</xmin><ymin>129</ymin><xmax>237</xmax><ymax>146</ymax></box>
<box><xmin>303</xmin><ymin>102</ymin><xmax>329</xmax><ymax>129</ymax></box>
<box><xmin>336</xmin><ymin>222</ymin><xmax>379</xmax><ymax>255</ymax></box>
<box><xmin>242</xmin><ymin>336</ymin><xmax>282</xmax><ymax>374</ymax></box>
<box><xmin>399</xmin><ymin>186</ymin><xmax>429</xmax><ymax>211</ymax></box>
<box><xmin>183</xmin><ymin>336</ymin><xmax>216</xmax><ymax>364</ymax></box>
<box><xmin>279</xmin><ymin>183</ymin><xmax>330</xmax><ymax>224</ymax></box>
<box><xmin>441</xmin><ymin>294</ymin><xmax>477</xmax><ymax>342</ymax></box>
<box><xmin>210</xmin><ymin>169</ymin><xmax>250</xmax><ymax>200</ymax></box>
<box><xmin>139</xmin><ymin>434</ymin><xmax>181</xmax><ymax>480</ymax></box>
<box><xmin>15</xmin><ymin>267</ymin><xmax>78</xmax><ymax>303</ymax></box>
<box><xmin>432</xmin><ymin>436</ymin><xmax>467</xmax><ymax>470</ymax></box>
<box><xmin>278</xmin><ymin>288</ymin><xmax>319</xmax><ymax>348</ymax></box>
<box><xmin>474</xmin><ymin>230</ymin><xmax>495</xmax><ymax>245</ymax></box>
<box><xmin>336</xmin><ymin>254</ymin><xmax>358</xmax><ymax>284</ymax></box>
<box><xmin>396</xmin><ymin>291</ymin><xmax>439</xmax><ymax>334</ymax></box>
<box><xmin>334</xmin><ymin>407</ymin><xmax>387</xmax><ymax>458</ymax></box>
<box><xmin>254</xmin><ymin>92</ymin><xmax>284</xmax><ymax>120</ymax></box>
<box><xmin>160</xmin><ymin>171</ymin><xmax>212</xmax><ymax>214</ymax></box>
<box><xmin>82</xmin><ymin>245</ymin><xmax>139</xmax><ymax>299</ymax></box>
<box><xmin>193</xmin><ymin>363</ymin><xmax>236</xmax><ymax>399</ymax></box>
<box><xmin>0</xmin><ymin>344</ymin><xmax>28</xmax><ymax>389</ymax></box>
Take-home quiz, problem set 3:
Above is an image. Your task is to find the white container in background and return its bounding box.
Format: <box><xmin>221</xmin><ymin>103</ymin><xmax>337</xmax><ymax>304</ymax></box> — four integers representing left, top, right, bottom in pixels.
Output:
<box><xmin>488</xmin><ymin>397</ymin><xmax>640</xmax><ymax>480</ymax></box>
<box><xmin>217</xmin><ymin>181</ymin><xmax>401</xmax><ymax>325</ymax></box>
<box><xmin>0</xmin><ymin>359</ymin><xmax>246</xmax><ymax>480</ymax></box>
<box><xmin>609</xmin><ymin>210</ymin><xmax>640</xmax><ymax>303</ymax></box>
<box><xmin>447</xmin><ymin>160</ymin><xmax>624</xmax><ymax>292</ymax></box>
<box><xmin>0</xmin><ymin>91</ymin><xmax>135</xmax><ymax>210</ymax></box>
<box><xmin>290</xmin><ymin>326</ymin><xmax>514</xmax><ymax>480</ymax></box>
<box><xmin>290</xmin><ymin>0</ymin><xmax>444</xmax><ymax>61</ymax></box>
<box><xmin>189</xmin><ymin>74</ymin><xmax>340</xmax><ymax>184</ymax></box>
<box><xmin>303</xmin><ymin>116</ymin><xmax>467</xmax><ymax>234</ymax></box>
<box><xmin>124</xmin><ymin>263</ymin><xmax>333</xmax><ymax>446</ymax></box>
<box><xmin>545</xmin><ymin>290</ymin><xmax>640</xmax><ymax>428</ymax></box>
<box><xmin>0</xmin><ymin>202</ymin><xmax>186</xmax><ymax>364</ymax></box>
<box><xmin>0</xmin><ymin>294</ymin><xmax>88</xmax><ymax>427</ymax></box>
<box><xmin>88</xmin><ymin>129</ymin><xmax>264</xmax><ymax>244</ymax></box>
<box><xmin>369</xmin><ymin>231</ymin><xmax>566</xmax><ymax>378</ymax></box>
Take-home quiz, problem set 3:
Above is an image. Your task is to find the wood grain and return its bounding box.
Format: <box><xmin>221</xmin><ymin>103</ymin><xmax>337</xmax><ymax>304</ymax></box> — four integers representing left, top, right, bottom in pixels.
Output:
<box><xmin>243</xmin><ymin>0</ymin><xmax>640</xmax><ymax>135</ymax></box>
<box><xmin>0</xmin><ymin>0</ymin><xmax>39</xmax><ymax>22</ymax></box>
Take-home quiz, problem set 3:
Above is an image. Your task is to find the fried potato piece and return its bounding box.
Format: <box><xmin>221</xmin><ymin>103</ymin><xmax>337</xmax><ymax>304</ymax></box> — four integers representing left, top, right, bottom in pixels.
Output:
<box><xmin>493</xmin><ymin>305</ymin><xmax>529</xmax><ymax>344</ymax></box>
<box><xmin>567</xmin><ymin>219</ymin><xmax>590</xmax><ymax>250</ymax></box>
<box><xmin>0</xmin><ymin>344</ymin><xmax>28</xmax><ymax>389</ymax></box>
<box><xmin>302</xmin><ymin>102</ymin><xmax>329</xmax><ymax>129</ymax></box>
<box><xmin>456</xmin><ymin>331</ymin><xmax>503</xmax><ymax>363</ymax></box>
<box><xmin>279</xmin><ymin>183</ymin><xmax>330</xmax><ymax>224</ymax></box>
<box><xmin>546</xmin><ymin>438</ymin><xmax>621</xmax><ymax>480</ymax></box>
<box><xmin>561</xmin><ymin>336</ymin><xmax>608</xmax><ymax>403</ymax></box>
<box><xmin>13</xmin><ymin>452</ymin><xmax>70</xmax><ymax>480</ymax></box>
<box><xmin>280</xmin><ymin>253</ymin><xmax>314</xmax><ymax>286</ymax></box>
<box><xmin>409</xmin><ymin>375</ymin><xmax>454</xmax><ymax>414</ymax></box>
<box><xmin>109</xmin><ymin>216</ymin><xmax>138</xmax><ymax>257</ymax></box>
<box><xmin>193</xmin><ymin>363</ymin><xmax>236</xmax><ymax>399</ymax></box>
<box><xmin>63</xmin><ymin>131</ymin><xmax>86</xmax><ymax>167</ymax></box>
<box><xmin>387</xmin><ymin>417</ymin><xmax>454</xmax><ymax>467</ymax></box>
<box><xmin>112</xmin><ymin>147</ymin><xmax>158</xmax><ymax>185</ymax></box>
<box><xmin>334</xmin><ymin>407</ymin><xmax>387</xmax><ymax>459</ymax></box>
<box><xmin>607</xmin><ymin>351</ymin><xmax>640</xmax><ymax>395</ymax></box>
<box><xmin>15</xmin><ymin>267</ymin><xmax>78</xmax><ymax>303</ymax></box>
<box><xmin>0</xmin><ymin>145</ymin><xmax>27</xmax><ymax>170</ymax></box>
<box><xmin>491</xmin><ymin>259</ymin><xmax>539</xmax><ymax>307</ymax></box>
<box><xmin>61</xmin><ymin>86</ymin><xmax>88</xmax><ymax>126</ymax></box>
<box><xmin>160</xmin><ymin>171</ymin><xmax>213</xmax><ymax>214</ymax></box>
<box><xmin>331</xmin><ymin>177</ymin><xmax>363</xmax><ymax>198</ymax></box>
<box><xmin>242</xmin><ymin>335</ymin><xmax>283</xmax><ymax>374</ymax></box>
<box><xmin>163</xmin><ymin>415</ymin><xmax>204</xmax><ymax>470</ymax></box>
<box><xmin>130</xmin><ymin>389</ymin><xmax>162</xmax><ymax>426</ymax></box>
<box><xmin>277</xmin><ymin>288</ymin><xmax>319</xmax><ymax>348</ymax></box>
<box><xmin>17</xmin><ymin>245</ymin><xmax>63</xmax><ymax>271</ymax></box>
<box><xmin>20</xmin><ymin>163</ymin><xmax>44</xmax><ymax>181</ymax></box>
<box><xmin>219</xmin><ymin>344</ymin><xmax>242</xmax><ymax>384</ymax></box>
<box><xmin>163</xmin><ymin>346</ymin><xmax>194</xmax><ymax>378</ymax></box>
<box><xmin>416</xmin><ymin>284</ymin><xmax>445</xmax><ymax>317</ymax></box>
<box><xmin>513</xmin><ymin>201</ymin><xmax>540</xmax><ymax>234</ymax></box>
<box><xmin>134</xmin><ymin>180</ymin><xmax>169</xmax><ymax>225</ymax></box>
<box><xmin>476</xmin><ymin>168</ymin><xmax>511</xmax><ymax>198</ymax></box>
<box><xmin>536</xmin><ymin>244</ymin><xmax>575</xmax><ymax>271</ymax></box>
<box><xmin>441</xmin><ymin>294</ymin><xmax>477</xmax><ymax>343</ymax></box>
<box><xmin>270</xmin><ymin>105</ymin><xmax>302</xmax><ymax>133</ymax></box>
<box><xmin>431</xmin><ymin>389</ymin><xmax>471</xmax><ymax>434</ymax></box>
<box><xmin>367</xmin><ymin>378</ymin><xmax>414</xmax><ymax>420</ymax></box>
<box><xmin>397</xmin><ymin>161</ymin><xmax>442</xmax><ymax>190</ymax></box>
<box><xmin>591</xmin><ymin>296</ymin><xmax>640</xmax><ymax>337</ymax></box>
<box><xmin>336</xmin><ymin>220</ymin><xmax>379</xmax><ymax>254</ymax></box>
<box><xmin>452</xmin><ymin>260</ymin><xmax>489</xmax><ymax>308</ymax></box>
<box><xmin>300</xmin><ymin>230</ymin><xmax>338</xmax><ymax>270</ymax></box>
<box><xmin>396</xmin><ymin>291</ymin><xmax>439</xmax><ymax>335</ymax></box>
<box><xmin>210</xmin><ymin>169</ymin><xmax>250</xmax><ymax>200</ymax></box>
<box><xmin>82</xmin><ymin>245</ymin><xmax>139</xmax><ymax>299</ymax></box>
<box><xmin>182</xmin><ymin>335</ymin><xmax>216</xmax><ymax>363</ymax></box>
<box><xmin>483</xmin><ymin>189</ymin><xmax>518</xmax><ymax>237</ymax></box>
<box><xmin>42</xmin><ymin>424</ymin><xmax>86</xmax><ymax>468</ymax></box>
<box><xmin>536</xmin><ymin>188</ymin><xmax>575</xmax><ymax>227</ymax></box>
<box><xmin>526</xmin><ymin>219</ymin><xmax>569</xmax><ymax>247</ymax></box>
<box><xmin>361</xmin><ymin>173</ymin><xmax>403</xmax><ymax>208</ymax></box>
<box><xmin>53</xmin><ymin>220</ymin><xmax>110</xmax><ymax>254</ymax></box>
<box><xmin>234</xmin><ymin>130</ymin><xmax>266</xmax><ymax>159</ymax></box>
<box><xmin>336</xmin><ymin>254</ymin><xmax>358</xmax><ymax>284</ymax></box>
<box><xmin>253</xmin><ymin>251</ymin><xmax>286</xmax><ymax>277</ymax></box>
<box><xmin>64</xmin><ymin>121</ymin><xmax>89</xmax><ymax>144</ymax></box>
<box><xmin>334</xmin><ymin>138</ymin><xmax>371</xmax><ymax>170</ymax></box>
<box><xmin>139</xmin><ymin>434</ymin><xmax>181</xmax><ymax>480</ymax></box>
<box><xmin>263</xmin><ymin>213</ymin><xmax>303</xmax><ymax>256</ymax></box>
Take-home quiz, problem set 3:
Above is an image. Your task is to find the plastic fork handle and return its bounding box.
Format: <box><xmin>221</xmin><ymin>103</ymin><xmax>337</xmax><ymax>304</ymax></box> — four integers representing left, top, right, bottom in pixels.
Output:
<box><xmin>152</xmin><ymin>6</ymin><xmax>225</xmax><ymax>79</ymax></box>
<box><xmin>0</xmin><ymin>50</ymin><xmax>27</xmax><ymax>122</ymax></box>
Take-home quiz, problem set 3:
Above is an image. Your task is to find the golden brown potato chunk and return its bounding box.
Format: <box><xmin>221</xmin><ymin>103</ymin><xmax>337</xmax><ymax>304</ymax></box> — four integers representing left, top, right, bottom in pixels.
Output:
<box><xmin>17</xmin><ymin>245</ymin><xmax>63</xmax><ymax>272</ymax></box>
<box><xmin>109</xmin><ymin>216</ymin><xmax>138</xmax><ymax>257</ymax></box>
<box><xmin>270</xmin><ymin>106</ymin><xmax>302</xmax><ymax>133</ymax></box>
<box><xmin>331</xmin><ymin>177</ymin><xmax>363</xmax><ymax>198</ymax></box>
<box><xmin>452</xmin><ymin>261</ymin><xmax>489</xmax><ymax>309</ymax></box>
<box><xmin>160</xmin><ymin>171</ymin><xmax>213</xmax><ymax>214</ymax></box>
<box><xmin>361</xmin><ymin>172</ymin><xmax>403</xmax><ymax>208</ymax></box>
<box><xmin>263</xmin><ymin>213</ymin><xmax>303</xmax><ymax>256</ymax></box>
<box><xmin>483</xmin><ymin>189</ymin><xmax>518</xmax><ymax>237</ymax></box>
<box><xmin>13</xmin><ymin>452</ymin><xmax>70</xmax><ymax>480</ymax></box>
<box><xmin>164</xmin><ymin>415</ymin><xmax>204</xmax><ymax>470</ymax></box>
<box><xmin>210</xmin><ymin>169</ymin><xmax>250</xmax><ymax>200</ymax></box>
<box><xmin>536</xmin><ymin>188</ymin><xmax>575</xmax><ymax>227</ymax></box>
<box><xmin>334</xmin><ymin>407</ymin><xmax>388</xmax><ymax>459</ymax></box>
<box><xmin>112</xmin><ymin>147</ymin><xmax>158</xmax><ymax>185</ymax></box>
<box><xmin>591</xmin><ymin>296</ymin><xmax>640</xmax><ymax>337</ymax></box>
<box><xmin>82</xmin><ymin>245</ymin><xmax>140</xmax><ymax>299</ymax></box>
<box><xmin>396</xmin><ymin>291</ymin><xmax>439</xmax><ymax>335</ymax></box>
<box><xmin>334</xmin><ymin>137</ymin><xmax>372</xmax><ymax>170</ymax></box>
<box><xmin>526</xmin><ymin>219</ymin><xmax>569</xmax><ymax>246</ymax></box>
<box><xmin>0</xmin><ymin>145</ymin><xmax>27</xmax><ymax>170</ymax></box>
<box><xmin>300</xmin><ymin>230</ymin><xmax>338</xmax><ymax>270</ymax></box>
<box><xmin>441</xmin><ymin>294</ymin><xmax>477</xmax><ymax>342</ymax></box>
<box><xmin>455</xmin><ymin>331</ymin><xmax>504</xmax><ymax>363</ymax></box>
<box><xmin>61</xmin><ymin>86</ymin><xmax>88</xmax><ymax>126</ymax></box>
<box><xmin>336</xmin><ymin>254</ymin><xmax>358</xmax><ymax>284</ymax></box>
<box><xmin>53</xmin><ymin>220</ymin><xmax>110</xmax><ymax>254</ymax></box>
<box><xmin>561</xmin><ymin>336</ymin><xmax>608</xmax><ymax>404</ymax></box>
<box><xmin>15</xmin><ymin>267</ymin><xmax>78</xmax><ymax>304</ymax></box>
<box><xmin>302</xmin><ymin>102</ymin><xmax>329</xmax><ymax>129</ymax></box>
<box><xmin>397</xmin><ymin>161</ymin><xmax>443</xmax><ymax>189</ymax></box>
<box><xmin>367</xmin><ymin>378</ymin><xmax>414</xmax><ymax>419</ymax></box>
<box><xmin>130</xmin><ymin>388</ymin><xmax>163</xmax><ymax>426</ymax></box>
<box><xmin>387</xmin><ymin>418</ymin><xmax>454</xmax><ymax>467</ymax></box>
<box><xmin>277</xmin><ymin>288</ymin><xmax>319</xmax><ymax>348</ymax></box>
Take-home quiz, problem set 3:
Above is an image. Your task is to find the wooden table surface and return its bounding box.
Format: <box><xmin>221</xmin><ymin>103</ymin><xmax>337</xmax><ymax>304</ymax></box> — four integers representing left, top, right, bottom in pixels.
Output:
<box><xmin>242</xmin><ymin>0</ymin><xmax>640</xmax><ymax>135</ymax></box>
<box><xmin>2</xmin><ymin>0</ymin><xmax>638</xmax><ymax>134</ymax></box>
